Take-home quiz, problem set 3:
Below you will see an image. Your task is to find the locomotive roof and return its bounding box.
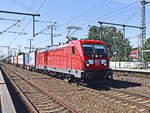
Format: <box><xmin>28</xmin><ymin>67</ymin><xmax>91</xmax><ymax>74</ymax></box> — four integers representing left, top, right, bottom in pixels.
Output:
<box><xmin>69</xmin><ymin>40</ymin><xmax>105</xmax><ymax>45</ymax></box>
<box><xmin>37</xmin><ymin>40</ymin><xmax>105</xmax><ymax>53</ymax></box>
<box><xmin>37</xmin><ymin>44</ymin><xmax>67</xmax><ymax>52</ymax></box>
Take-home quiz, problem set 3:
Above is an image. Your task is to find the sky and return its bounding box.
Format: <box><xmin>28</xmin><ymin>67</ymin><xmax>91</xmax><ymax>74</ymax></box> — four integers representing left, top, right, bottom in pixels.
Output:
<box><xmin>0</xmin><ymin>0</ymin><xmax>150</xmax><ymax>56</ymax></box>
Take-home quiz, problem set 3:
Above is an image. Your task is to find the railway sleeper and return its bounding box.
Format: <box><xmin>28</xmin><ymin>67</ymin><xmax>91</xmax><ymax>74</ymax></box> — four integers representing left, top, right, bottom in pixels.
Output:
<box><xmin>39</xmin><ymin>104</ymin><xmax>61</xmax><ymax>111</ymax></box>
<box><xmin>44</xmin><ymin>105</ymin><xmax>64</xmax><ymax>112</ymax></box>
<box><xmin>32</xmin><ymin>98</ymin><xmax>52</xmax><ymax>103</ymax></box>
<box><xmin>35</xmin><ymin>102</ymin><xmax>58</xmax><ymax>107</ymax></box>
<box><xmin>35</xmin><ymin>100</ymin><xmax>54</xmax><ymax>106</ymax></box>
<box><xmin>40</xmin><ymin>107</ymin><xmax>65</xmax><ymax>113</ymax></box>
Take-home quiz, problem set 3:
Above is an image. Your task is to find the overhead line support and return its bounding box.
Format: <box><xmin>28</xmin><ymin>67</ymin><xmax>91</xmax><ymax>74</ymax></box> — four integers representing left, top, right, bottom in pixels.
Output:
<box><xmin>140</xmin><ymin>0</ymin><xmax>150</xmax><ymax>64</ymax></box>
<box><xmin>0</xmin><ymin>20</ymin><xmax>21</xmax><ymax>35</ymax></box>
<box><xmin>98</xmin><ymin>21</ymin><xmax>142</xmax><ymax>61</ymax></box>
<box><xmin>0</xmin><ymin>10</ymin><xmax>40</xmax><ymax>37</ymax></box>
<box><xmin>0</xmin><ymin>10</ymin><xmax>40</xmax><ymax>16</ymax></box>
<box><xmin>98</xmin><ymin>21</ymin><xmax>143</xmax><ymax>29</ymax></box>
<box><xmin>98</xmin><ymin>21</ymin><xmax>142</xmax><ymax>41</ymax></box>
<box><xmin>29</xmin><ymin>39</ymin><xmax>33</xmax><ymax>53</ymax></box>
<box><xmin>33</xmin><ymin>16</ymin><xmax>35</xmax><ymax>37</ymax></box>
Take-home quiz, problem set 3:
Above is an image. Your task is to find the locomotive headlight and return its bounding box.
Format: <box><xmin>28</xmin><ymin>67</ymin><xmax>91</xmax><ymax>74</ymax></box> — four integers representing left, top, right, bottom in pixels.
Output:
<box><xmin>86</xmin><ymin>63</ymin><xmax>90</xmax><ymax>67</ymax></box>
<box><xmin>85</xmin><ymin>60</ymin><xmax>94</xmax><ymax>67</ymax></box>
<box><xmin>85</xmin><ymin>60</ymin><xmax>90</xmax><ymax>67</ymax></box>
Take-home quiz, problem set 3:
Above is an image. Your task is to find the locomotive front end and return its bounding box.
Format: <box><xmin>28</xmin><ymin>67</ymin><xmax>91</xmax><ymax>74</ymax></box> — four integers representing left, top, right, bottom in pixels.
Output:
<box><xmin>80</xmin><ymin>40</ymin><xmax>113</xmax><ymax>81</ymax></box>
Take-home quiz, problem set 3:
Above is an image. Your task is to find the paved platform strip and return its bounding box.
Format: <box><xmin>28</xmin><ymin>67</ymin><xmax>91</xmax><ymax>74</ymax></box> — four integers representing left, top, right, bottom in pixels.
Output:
<box><xmin>113</xmin><ymin>68</ymin><xmax>150</xmax><ymax>74</ymax></box>
<box><xmin>0</xmin><ymin>69</ymin><xmax>16</xmax><ymax>113</ymax></box>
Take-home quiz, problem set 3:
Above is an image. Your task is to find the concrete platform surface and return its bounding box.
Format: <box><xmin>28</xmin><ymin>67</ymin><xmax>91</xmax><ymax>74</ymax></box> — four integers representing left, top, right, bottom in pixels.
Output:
<box><xmin>0</xmin><ymin>70</ymin><xmax>16</xmax><ymax>113</ymax></box>
<box><xmin>112</xmin><ymin>68</ymin><xmax>150</xmax><ymax>73</ymax></box>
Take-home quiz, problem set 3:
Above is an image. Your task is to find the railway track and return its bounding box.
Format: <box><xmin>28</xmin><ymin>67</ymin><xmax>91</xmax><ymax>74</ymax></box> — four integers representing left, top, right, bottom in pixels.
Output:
<box><xmin>1</xmin><ymin>63</ymin><xmax>150</xmax><ymax>113</ymax></box>
<box><xmin>113</xmin><ymin>69</ymin><xmax>150</xmax><ymax>79</ymax></box>
<box><xmin>85</xmin><ymin>81</ymin><xmax>150</xmax><ymax>111</ymax></box>
<box><xmin>112</xmin><ymin>71</ymin><xmax>150</xmax><ymax>97</ymax></box>
<box><xmin>114</xmin><ymin>75</ymin><xmax>150</xmax><ymax>87</ymax></box>
<box><xmin>1</xmin><ymin>64</ymin><xmax>80</xmax><ymax>113</ymax></box>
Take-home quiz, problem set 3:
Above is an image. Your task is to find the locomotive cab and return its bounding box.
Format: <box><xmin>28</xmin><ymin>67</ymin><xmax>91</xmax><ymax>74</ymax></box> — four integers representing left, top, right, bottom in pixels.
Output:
<box><xmin>80</xmin><ymin>40</ymin><xmax>113</xmax><ymax>81</ymax></box>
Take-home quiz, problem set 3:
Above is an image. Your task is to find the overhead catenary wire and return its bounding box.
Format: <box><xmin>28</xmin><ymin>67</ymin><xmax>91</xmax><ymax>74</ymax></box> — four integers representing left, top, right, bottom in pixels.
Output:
<box><xmin>9</xmin><ymin>0</ymin><xmax>48</xmax><ymax>46</ymax></box>
<box><xmin>123</xmin><ymin>11</ymin><xmax>138</xmax><ymax>24</ymax></box>
<box><xmin>0</xmin><ymin>17</ymin><xmax>25</xmax><ymax>39</ymax></box>
<box><xmin>101</xmin><ymin>5</ymin><xmax>139</xmax><ymax>22</ymax></box>
<box><xmin>0</xmin><ymin>0</ymin><xmax>39</xmax><ymax>56</ymax></box>
<box><xmin>0</xmin><ymin>18</ymin><xmax>20</xmax><ymax>22</ymax></box>
<box><xmin>59</xmin><ymin>0</ymin><xmax>138</xmax><ymax>29</ymax></box>
<box><xmin>61</xmin><ymin>0</ymin><xmax>106</xmax><ymax>27</ymax></box>
<box><xmin>2</xmin><ymin>0</ymin><xmax>37</xmax><ymax>39</ymax></box>
<box><xmin>35</xmin><ymin>0</ymin><xmax>139</xmax><ymax>42</ymax></box>
<box><xmin>0</xmin><ymin>20</ymin><xmax>21</xmax><ymax>35</ymax></box>
<box><xmin>33</xmin><ymin>38</ymin><xmax>50</xmax><ymax>46</ymax></box>
<box><xmin>7</xmin><ymin>0</ymin><xmax>143</xmax><ymax>50</ymax></box>
<box><xmin>100</xmin><ymin>9</ymin><xmax>139</xmax><ymax>25</ymax></box>
<box><xmin>8</xmin><ymin>0</ymin><xmax>35</xmax><ymax>12</ymax></box>
<box><xmin>7</xmin><ymin>0</ymin><xmax>38</xmax><ymax>45</ymax></box>
<box><xmin>0</xmin><ymin>18</ymin><xmax>22</xmax><ymax>36</ymax></box>
<box><xmin>57</xmin><ymin>0</ymin><xmax>139</xmax><ymax>39</ymax></box>
<box><xmin>79</xmin><ymin>1</ymin><xmax>139</xmax><ymax>26</ymax></box>
<box><xmin>36</xmin><ymin>0</ymin><xmax>48</xmax><ymax>12</ymax></box>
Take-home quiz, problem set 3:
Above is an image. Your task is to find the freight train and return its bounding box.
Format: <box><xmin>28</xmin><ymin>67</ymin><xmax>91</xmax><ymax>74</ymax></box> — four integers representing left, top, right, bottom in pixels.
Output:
<box><xmin>10</xmin><ymin>40</ymin><xmax>113</xmax><ymax>82</ymax></box>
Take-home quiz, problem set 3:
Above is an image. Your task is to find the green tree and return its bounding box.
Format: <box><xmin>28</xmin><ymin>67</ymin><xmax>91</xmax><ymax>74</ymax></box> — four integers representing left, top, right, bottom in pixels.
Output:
<box><xmin>144</xmin><ymin>38</ymin><xmax>150</xmax><ymax>49</ymax></box>
<box><xmin>18</xmin><ymin>52</ymin><xmax>24</xmax><ymax>55</ymax></box>
<box><xmin>144</xmin><ymin>38</ymin><xmax>150</xmax><ymax>62</ymax></box>
<box><xmin>87</xmin><ymin>25</ymin><xmax>132</xmax><ymax>61</ymax></box>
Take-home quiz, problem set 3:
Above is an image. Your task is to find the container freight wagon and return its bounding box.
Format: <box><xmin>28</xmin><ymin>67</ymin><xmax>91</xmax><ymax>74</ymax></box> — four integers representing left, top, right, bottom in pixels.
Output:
<box><xmin>17</xmin><ymin>53</ymin><xmax>30</xmax><ymax>69</ymax></box>
<box><xmin>36</xmin><ymin>40</ymin><xmax>113</xmax><ymax>81</ymax></box>
<box><xmin>14</xmin><ymin>56</ymin><xmax>18</xmax><ymax>66</ymax></box>
<box><xmin>24</xmin><ymin>53</ymin><xmax>29</xmax><ymax>69</ymax></box>
<box><xmin>10</xmin><ymin>56</ymin><xmax>15</xmax><ymax>64</ymax></box>
<box><xmin>26</xmin><ymin>52</ymin><xmax>36</xmax><ymax>70</ymax></box>
<box><xmin>18</xmin><ymin>54</ymin><xmax>24</xmax><ymax>68</ymax></box>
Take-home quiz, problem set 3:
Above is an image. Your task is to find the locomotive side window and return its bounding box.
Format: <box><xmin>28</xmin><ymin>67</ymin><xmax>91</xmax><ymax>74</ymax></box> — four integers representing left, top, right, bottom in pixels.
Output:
<box><xmin>72</xmin><ymin>47</ymin><xmax>75</xmax><ymax>54</ymax></box>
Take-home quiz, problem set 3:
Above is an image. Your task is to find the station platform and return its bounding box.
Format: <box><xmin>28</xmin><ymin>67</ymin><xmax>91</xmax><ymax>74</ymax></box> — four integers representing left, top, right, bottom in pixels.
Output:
<box><xmin>0</xmin><ymin>69</ymin><xmax>16</xmax><ymax>113</ymax></box>
<box><xmin>112</xmin><ymin>67</ymin><xmax>150</xmax><ymax>74</ymax></box>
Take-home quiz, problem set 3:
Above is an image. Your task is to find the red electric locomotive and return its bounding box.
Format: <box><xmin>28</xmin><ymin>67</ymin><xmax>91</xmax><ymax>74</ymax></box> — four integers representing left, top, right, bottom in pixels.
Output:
<box><xmin>36</xmin><ymin>40</ymin><xmax>113</xmax><ymax>81</ymax></box>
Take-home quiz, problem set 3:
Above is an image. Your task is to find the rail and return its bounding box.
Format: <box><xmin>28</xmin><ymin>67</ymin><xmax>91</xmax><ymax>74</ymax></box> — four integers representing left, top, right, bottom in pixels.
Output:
<box><xmin>2</xmin><ymin>64</ymin><xmax>80</xmax><ymax>113</ymax></box>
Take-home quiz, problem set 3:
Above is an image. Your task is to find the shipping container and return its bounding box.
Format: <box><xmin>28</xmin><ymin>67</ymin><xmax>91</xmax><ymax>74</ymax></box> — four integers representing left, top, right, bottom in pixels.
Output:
<box><xmin>11</xmin><ymin>56</ymin><xmax>14</xmax><ymax>64</ymax></box>
<box><xmin>24</xmin><ymin>53</ymin><xmax>29</xmax><ymax>65</ymax></box>
<box><xmin>28</xmin><ymin>52</ymin><xmax>36</xmax><ymax>66</ymax></box>
<box><xmin>18</xmin><ymin>54</ymin><xmax>24</xmax><ymax>65</ymax></box>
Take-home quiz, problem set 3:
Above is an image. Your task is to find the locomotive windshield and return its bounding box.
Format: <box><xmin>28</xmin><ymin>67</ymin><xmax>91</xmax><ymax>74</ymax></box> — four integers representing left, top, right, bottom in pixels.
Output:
<box><xmin>82</xmin><ymin>44</ymin><xmax>106</xmax><ymax>57</ymax></box>
<box><xmin>82</xmin><ymin>44</ymin><xmax>95</xmax><ymax>57</ymax></box>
